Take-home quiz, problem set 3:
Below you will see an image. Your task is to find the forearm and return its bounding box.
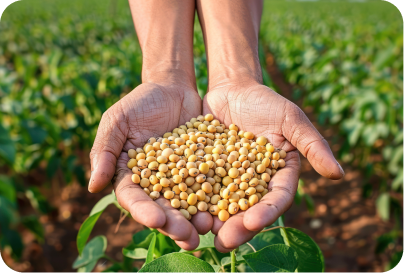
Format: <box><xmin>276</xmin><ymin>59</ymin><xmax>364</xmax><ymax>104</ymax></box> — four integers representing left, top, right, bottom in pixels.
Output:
<box><xmin>196</xmin><ymin>0</ymin><xmax>263</xmax><ymax>88</ymax></box>
<box><xmin>129</xmin><ymin>0</ymin><xmax>196</xmax><ymax>88</ymax></box>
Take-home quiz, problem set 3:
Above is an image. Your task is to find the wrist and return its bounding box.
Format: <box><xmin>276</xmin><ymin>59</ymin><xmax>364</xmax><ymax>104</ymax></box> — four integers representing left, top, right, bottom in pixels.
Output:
<box><xmin>142</xmin><ymin>62</ymin><xmax>197</xmax><ymax>91</ymax></box>
<box><xmin>204</xmin><ymin>33</ymin><xmax>263</xmax><ymax>90</ymax></box>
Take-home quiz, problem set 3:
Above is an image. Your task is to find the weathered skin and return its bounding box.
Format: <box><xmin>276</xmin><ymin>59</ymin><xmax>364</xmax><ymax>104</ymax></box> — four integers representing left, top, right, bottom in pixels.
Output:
<box><xmin>88</xmin><ymin>0</ymin><xmax>211</xmax><ymax>251</ymax></box>
<box><xmin>88</xmin><ymin>0</ymin><xmax>344</xmax><ymax>252</ymax></box>
<box><xmin>197</xmin><ymin>0</ymin><xmax>344</xmax><ymax>252</ymax></box>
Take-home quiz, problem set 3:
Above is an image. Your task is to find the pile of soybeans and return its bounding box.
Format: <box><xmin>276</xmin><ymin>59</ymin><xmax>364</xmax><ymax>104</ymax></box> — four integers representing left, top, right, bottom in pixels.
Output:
<box><xmin>127</xmin><ymin>114</ymin><xmax>287</xmax><ymax>222</ymax></box>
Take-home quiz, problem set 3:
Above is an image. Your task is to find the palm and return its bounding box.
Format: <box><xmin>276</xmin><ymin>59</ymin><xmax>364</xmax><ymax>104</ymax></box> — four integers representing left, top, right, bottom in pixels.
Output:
<box><xmin>90</xmin><ymin>82</ymin><xmax>211</xmax><ymax>250</ymax></box>
<box><xmin>204</xmin><ymin>83</ymin><xmax>298</xmax><ymax>150</ymax></box>
<box><xmin>203</xmin><ymin>82</ymin><xmax>342</xmax><ymax>251</ymax></box>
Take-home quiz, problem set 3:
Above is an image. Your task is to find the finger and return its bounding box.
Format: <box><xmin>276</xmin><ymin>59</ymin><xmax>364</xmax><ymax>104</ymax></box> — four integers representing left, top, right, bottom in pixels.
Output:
<box><xmin>244</xmin><ymin>151</ymin><xmax>300</xmax><ymax>231</ymax></box>
<box><xmin>211</xmin><ymin>216</ymin><xmax>225</xmax><ymax>235</ymax></box>
<box><xmin>191</xmin><ymin>211</ymin><xmax>213</xmax><ymax>235</ymax></box>
<box><xmin>155</xmin><ymin>197</ymin><xmax>194</xmax><ymax>241</ymax></box>
<box><xmin>175</xmin><ymin>227</ymin><xmax>200</xmax><ymax>251</ymax></box>
<box><xmin>215</xmin><ymin>212</ymin><xmax>258</xmax><ymax>251</ymax></box>
<box><xmin>214</xmin><ymin>236</ymin><xmax>234</xmax><ymax>253</ymax></box>
<box><xmin>283</xmin><ymin>102</ymin><xmax>344</xmax><ymax>180</ymax></box>
<box><xmin>89</xmin><ymin>106</ymin><xmax>128</xmax><ymax>193</ymax></box>
<box><xmin>113</xmin><ymin>154</ymin><xmax>166</xmax><ymax>228</ymax></box>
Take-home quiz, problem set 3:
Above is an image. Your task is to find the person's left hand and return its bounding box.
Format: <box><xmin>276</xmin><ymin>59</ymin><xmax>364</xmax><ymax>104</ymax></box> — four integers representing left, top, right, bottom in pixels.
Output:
<box><xmin>203</xmin><ymin>80</ymin><xmax>344</xmax><ymax>252</ymax></box>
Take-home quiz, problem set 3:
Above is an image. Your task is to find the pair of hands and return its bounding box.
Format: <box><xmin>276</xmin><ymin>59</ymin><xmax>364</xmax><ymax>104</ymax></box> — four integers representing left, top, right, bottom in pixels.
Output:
<box><xmin>88</xmin><ymin>78</ymin><xmax>344</xmax><ymax>252</ymax></box>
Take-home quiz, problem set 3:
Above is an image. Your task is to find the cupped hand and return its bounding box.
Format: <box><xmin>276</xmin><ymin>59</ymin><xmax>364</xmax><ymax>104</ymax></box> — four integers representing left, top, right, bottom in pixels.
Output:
<box><xmin>89</xmin><ymin>82</ymin><xmax>213</xmax><ymax>250</ymax></box>
<box><xmin>203</xmin><ymin>81</ymin><xmax>344</xmax><ymax>252</ymax></box>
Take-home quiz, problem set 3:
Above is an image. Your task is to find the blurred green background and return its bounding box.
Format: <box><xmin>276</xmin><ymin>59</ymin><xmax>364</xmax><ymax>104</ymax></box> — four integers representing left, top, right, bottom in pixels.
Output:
<box><xmin>0</xmin><ymin>0</ymin><xmax>402</xmax><ymax>271</ymax></box>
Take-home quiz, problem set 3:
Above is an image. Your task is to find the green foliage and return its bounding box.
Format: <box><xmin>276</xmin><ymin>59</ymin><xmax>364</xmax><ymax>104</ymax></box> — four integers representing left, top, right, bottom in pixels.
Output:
<box><xmin>386</xmin><ymin>251</ymin><xmax>403</xmax><ymax>271</ymax></box>
<box><xmin>76</xmin><ymin>192</ymin><xmax>116</xmax><ymax>255</ymax></box>
<box><xmin>131</xmin><ymin>229</ymin><xmax>155</xmax><ymax>249</ymax></box>
<box><xmin>259</xmin><ymin>2</ymin><xmax>403</xmax><ymax>267</ymax></box>
<box><xmin>73</xmin><ymin>236</ymin><xmax>107</xmax><ymax>271</ymax></box>
<box><xmin>376</xmin><ymin>192</ymin><xmax>390</xmax><ymax>221</ymax></box>
<box><xmin>180</xmin><ymin>231</ymin><xmax>215</xmax><ymax>253</ymax></box>
<box><xmin>261</xmin><ymin>1</ymin><xmax>403</xmax><ymax>184</ymax></box>
<box><xmin>281</xmin><ymin>228</ymin><xmax>325</xmax><ymax>272</ymax></box>
<box><xmin>294</xmin><ymin>179</ymin><xmax>315</xmax><ymax>215</ymax></box>
<box><xmin>139</xmin><ymin>253</ymin><xmax>215</xmax><ymax>272</ymax></box>
<box><xmin>75</xmin><ymin>197</ymin><xmax>325</xmax><ymax>272</ymax></box>
<box><xmin>122</xmin><ymin>247</ymin><xmax>148</xmax><ymax>260</ymax></box>
<box><xmin>0</xmin><ymin>0</ymin><xmax>141</xmax><ymax>182</ymax></box>
<box><xmin>0</xmin><ymin>175</ymin><xmax>46</xmax><ymax>259</ymax></box>
<box><xmin>243</xmin><ymin>244</ymin><xmax>299</xmax><ymax>272</ymax></box>
<box><xmin>0</xmin><ymin>123</ymin><xmax>16</xmax><ymax>165</ymax></box>
<box><xmin>21</xmin><ymin>215</ymin><xmax>45</xmax><ymax>242</ymax></box>
<box><xmin>144</xmin><ymin>233</ymin><xmax>157</xmax><ymax>265</ymax></box>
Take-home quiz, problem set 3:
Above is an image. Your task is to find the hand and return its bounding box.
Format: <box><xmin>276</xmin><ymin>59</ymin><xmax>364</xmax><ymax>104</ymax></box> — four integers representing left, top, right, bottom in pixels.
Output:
<box><xmin>203</xmin><ymin>81</ymin><xmax>344</xmax><ymax>252</ymax></box>
<box><xmin>89</xmin><ymin>82</ymin><xmax>213</xmax><ymax>250</ymax></box>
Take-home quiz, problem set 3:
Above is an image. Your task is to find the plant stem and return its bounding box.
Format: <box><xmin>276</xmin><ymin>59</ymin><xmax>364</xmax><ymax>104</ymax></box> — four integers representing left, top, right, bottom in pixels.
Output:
<box><xmin>278</xmin><ymin>215</ymin><xmax>285</xmax><ymax>227</ymax></box>
<box><xmin>103</xmin><ymin>254</ymin><xmax>119</xmax><ymax>265</ymax></box>
<box><xmin>259</xmin><ymin>226</ymin><xmax>282</xmax><ymax>233</ymax></box>
<box><xmin>208</xmin><ymin>248</ymin><xmax>221</xmax><ymax>266</ymax></box>
<box><xmin>231</xmin><ymin>249</ymin><xmax>236</xmax><ymax>273</ymax></box>
<box><xmin>246</xmin><ymin>242</ymin><xmax>257</xmax><ymax>252</ymax></box>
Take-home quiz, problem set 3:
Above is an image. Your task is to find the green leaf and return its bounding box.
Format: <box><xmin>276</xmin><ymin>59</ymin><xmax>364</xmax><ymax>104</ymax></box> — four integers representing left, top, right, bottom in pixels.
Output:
<box><xmin>89</xmin><ymin>192</ymin><xmax>116</xmax><ymax>216</ymax></box>
<box><xmin>211</xmin><ymin>264</ymin><xmax>221</xmax><ymax>272</ymax></box>
<box><xmin>180</xmin><ymin>231</ymin><xmax>215</xmax><ymax>252</ymax></box>
<box><xmin>376</xmin><ymin>193</ymin><xmax>390</xmax><ymax>221</ymax></box>
<box><xmin>221</xmin><ymin>228</ymin><xmax>285</xmax><ymax>268</ymax></box>
<box><xmin>123</xmin><ymin>247</ymin><xmax>148</xmax><ymax>260</ymax></box>
<box><xmin>76</xmin><ymin>211</ymin><xmax>102</xmax><ymax>256</ymax></box>
<box><xmin>25</xmin><ymin>187</ymin><xmax>52</xmax><ymax>214</ymax></box>
<box><xmin>155</xmin><ymin>232</ymin><xmax>180</xmax><ymax>256</ymax></box>
<box><xmin>393</xmin><ymin>131</ymin><xmax>403</xmax><ymax>145</ymax></box>
<box><xmin>375</xmin><ymin>231</ymin><xmax>399</xmax><ymax>254</ymax></box>
<box><xmin>386</xmin><ymin>251</ymin><xmax>403</xmax><ymax>271</ymax></box>
<box><xmin>1</xmin><ymin>228</ymin><xmax>24</xmax><ymax>259</ymax></box>
<box><xmin>76</xmin><ymin>193</ymin><xmax>116</xmax><ymax>255</ymax></box>
<box><xmin>243</xmin><ymin>244</ymin><xmax>298</xmax><ymax>272</ymax></box>
<box><xmin>220</xmin><ymin>248</ymin><xmax>246</xmax><ymax>266</ymax></box>
<box><xmin>145</xmin><ymin>233</ymin><xmax>157</xmax><ymax>265</ymax></box>
<box><xmin>392</xmin><ymin>170</ymin><xmax>403</xmax><ymax>191</ymax></box>
<box><xmin>0</xmin><ymin>124</ymin><xmax>16</xmax><ymax>166</ymax></box>
<box><xmin>46</xmin><ymin>152</ymin><xmax>60</xmax><ymax>179</ymax></box>
<box><xmin>0</xmin><ymin>175</ymin><xmax>16</xmax><ymax>203</ymax></box>
<box><xmin>248</xmin><ymin>227</ymin><xmax>284</xmax><ymax>251</ymax></box>
<box><xmin>73</xmin><ymin>236</ymin><xmax>107</xmax><ymax>269</ymax></box>
<box><xmin>132</xmin><ymin>229</ymin><xmax>154</xmax><ymax>248</ymax></box>
<box><xmin>304</xmin><ymin>194</ymin><xmax>315</xmax><ymax>215</ymax></box>
<box><xmin>281</xmin><ymin>227</ymin><xmax>325</xmax><ymax>272</ymax></box>
<box><xmin>77</xmin><ymin>259</ymin><xmax>98</xmax><ymax>272</ymax></box>
<box><xmin>139</xmin><ymin>253</ymin><xmax>215</xmax><ymax>272</ymax></box>
<box><xmin>102</xmin><ymin>263</ymin><xmax>122</xmax><ymax>272</ymax></box>
<box><xmin>21</xmin><ymin>215</ymin><xmax>44</xmax><ymax>241</ymax></box>
<box><xmin>237</xmin><ymin>263</ymin><xmax>254</xmax><ymax>273</ymax></box>
<box><xmin>0</xmin><ymin>197</ymin><xmax>15</xmax><ymax>231</ymax></box>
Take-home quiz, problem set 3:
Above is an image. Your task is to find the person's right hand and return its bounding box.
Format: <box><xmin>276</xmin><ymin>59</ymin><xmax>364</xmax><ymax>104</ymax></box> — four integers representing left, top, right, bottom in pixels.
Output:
<box><xmin>88</xmin><ymin>81</ymin><xmax>212</xmax><ymax>250</ymax></box>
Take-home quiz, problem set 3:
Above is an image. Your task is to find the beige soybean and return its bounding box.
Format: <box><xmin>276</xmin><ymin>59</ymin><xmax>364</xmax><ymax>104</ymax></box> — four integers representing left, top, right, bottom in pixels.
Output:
<box><xmin>125</xmin><ymin>114</ymin><xmax>287</xmax><ymax>222</ymax></box>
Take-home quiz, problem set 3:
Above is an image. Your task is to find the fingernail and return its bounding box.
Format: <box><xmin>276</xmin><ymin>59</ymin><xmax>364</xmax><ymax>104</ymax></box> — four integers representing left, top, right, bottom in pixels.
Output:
<box><xmin>337</xmin><ymin>162</ymin><xmax>345</xmax><ymax>177</ymax></box>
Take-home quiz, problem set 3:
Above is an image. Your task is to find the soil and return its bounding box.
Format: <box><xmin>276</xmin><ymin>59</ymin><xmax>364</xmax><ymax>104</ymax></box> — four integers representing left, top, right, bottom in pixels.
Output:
<box><xmin>1</xmin><ymin>53</ymin><xmax>402</xmax><ymax>272</ymax></box>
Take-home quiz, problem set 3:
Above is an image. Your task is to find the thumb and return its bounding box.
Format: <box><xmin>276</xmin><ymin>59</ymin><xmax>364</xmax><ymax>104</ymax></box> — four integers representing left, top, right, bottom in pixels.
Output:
<box><xmin>283</xmin><ymin>102</ymin><xmax>344</xmax><ymax>180</ymax></box>
<box><xmin>89</xmin><ymin>108</ymin><xmax>127</xmax><ymax>193</ymax></box>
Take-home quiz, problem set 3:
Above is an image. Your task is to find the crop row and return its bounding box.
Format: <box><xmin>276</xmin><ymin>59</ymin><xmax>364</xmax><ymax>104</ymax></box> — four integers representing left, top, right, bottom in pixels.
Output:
<box><xmin>259</xmin><ymin>1</ymin><xmax>402</xmax><ymax>269</ymax></box>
